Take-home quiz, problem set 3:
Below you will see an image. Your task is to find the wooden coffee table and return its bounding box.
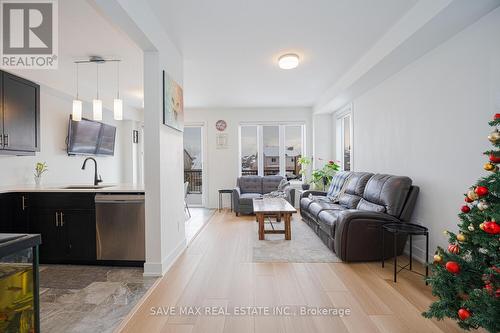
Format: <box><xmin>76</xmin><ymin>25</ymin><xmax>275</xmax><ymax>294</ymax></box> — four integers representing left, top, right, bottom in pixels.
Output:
<box><xmin>253</xmin><ymin>197</ymin><xmax>297</xmax><ymax>240</ymax></box>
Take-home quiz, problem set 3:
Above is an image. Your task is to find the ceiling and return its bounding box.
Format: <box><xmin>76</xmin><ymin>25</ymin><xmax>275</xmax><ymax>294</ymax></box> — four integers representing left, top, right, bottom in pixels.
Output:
<box><xmin>148</xmin><ymin>0</ymin><xmax>418</xmax><ymax>108</ymax></box>
<box><xmin>9</xmin><ymin>0</ymin><xmax>143</xmax><ymax>113</ymax></box>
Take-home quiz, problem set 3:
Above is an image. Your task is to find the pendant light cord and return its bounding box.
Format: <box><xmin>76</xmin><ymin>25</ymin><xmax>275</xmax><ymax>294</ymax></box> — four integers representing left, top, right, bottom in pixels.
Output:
<box><xmin>76</xmin><ymin>63</ymin><xmax>79</xmax><ymax>99</ymax></box>
<box><xmin>96</xmin><ymin>62</ymin><xmax>99</xmax><ymax>99</ymax></box>
<box><xmin>117</xmin><ymin>61</ymin><xmax>120</xmax><ymax>99</ymax></box>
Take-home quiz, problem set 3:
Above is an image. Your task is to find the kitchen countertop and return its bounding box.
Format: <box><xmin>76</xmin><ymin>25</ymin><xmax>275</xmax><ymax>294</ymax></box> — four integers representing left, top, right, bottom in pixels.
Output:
<box><xmin>0</xmin><ymin>184</ymin><xmax>145</xmax><ymax>194</ymax></box>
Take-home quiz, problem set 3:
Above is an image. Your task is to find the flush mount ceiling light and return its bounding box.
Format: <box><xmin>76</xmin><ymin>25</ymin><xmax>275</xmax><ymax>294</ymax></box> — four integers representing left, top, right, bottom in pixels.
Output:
<box><xmin>278</xmin><ymin>53</ymin><xmax>299</xmax><ymax>69</ymax></box>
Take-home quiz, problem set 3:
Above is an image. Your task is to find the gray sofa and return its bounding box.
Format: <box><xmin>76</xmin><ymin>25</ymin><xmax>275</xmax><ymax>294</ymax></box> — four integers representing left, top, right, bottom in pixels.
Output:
<box><xmin>233</xmin><ymin>175</ymin><xmax>295</xmax><ymax>215</ymax></box>
<box><xmin>300</xmin><ymin>172</ymin><xmax>419</xmax><ymax>262</ymax></box>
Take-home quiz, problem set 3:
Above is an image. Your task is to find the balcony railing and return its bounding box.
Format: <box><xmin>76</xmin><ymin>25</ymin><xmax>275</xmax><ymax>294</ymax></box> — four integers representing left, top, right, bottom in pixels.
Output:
<box><xmin>184</xmin><ymin>169</ymin><xmax>202</xmax><ymax>193</ymax></box>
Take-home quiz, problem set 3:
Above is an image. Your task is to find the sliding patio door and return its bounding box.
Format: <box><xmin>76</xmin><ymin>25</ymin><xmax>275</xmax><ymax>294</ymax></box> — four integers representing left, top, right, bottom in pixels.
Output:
<box><xmin>183</xmin><ymin>125</ymin><xmax>205</xmax><ymax>206</ymax></box>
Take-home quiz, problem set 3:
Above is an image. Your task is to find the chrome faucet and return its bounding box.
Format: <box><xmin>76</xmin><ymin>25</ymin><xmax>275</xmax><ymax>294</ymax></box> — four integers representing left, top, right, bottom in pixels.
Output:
<box><xmin>81</xmin><ymin>157</ymin><xmax>103</xmax><ymax>186</ymax></box>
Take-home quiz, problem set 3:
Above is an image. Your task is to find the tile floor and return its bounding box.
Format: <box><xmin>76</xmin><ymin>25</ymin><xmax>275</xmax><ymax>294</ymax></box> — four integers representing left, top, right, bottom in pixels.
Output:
<box><xmin>39</xmin><ymin>265</ymin><xmax>157</xmax><ymax>333</ymax></box>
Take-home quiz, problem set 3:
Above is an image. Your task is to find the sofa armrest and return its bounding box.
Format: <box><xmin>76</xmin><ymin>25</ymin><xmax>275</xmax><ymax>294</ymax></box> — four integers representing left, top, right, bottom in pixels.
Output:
<box><xmin>233</xmin><ymin>187</ymin><xmax>241</xmax><ymax>214</ymax></box>
<box><xmin>334</xmin><ymin>210</ymin><xmax>402</xmax><ymax>261</ymax></box>
<box><xmin>285</xmin><ymin>187</ymin><xmax>296</xmax><ymax>206</ymax></box>
<box><xmin>300</xmin><ymin>190</ymin><xmax>327</xmax><ymax>199</ymax></box>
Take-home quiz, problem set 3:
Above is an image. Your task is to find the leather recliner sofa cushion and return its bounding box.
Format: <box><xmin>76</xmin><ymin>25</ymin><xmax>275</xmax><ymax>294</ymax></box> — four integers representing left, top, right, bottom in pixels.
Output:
<box><xmin>317</xmin><ymin>209</ymin><xmax>346</xmax><ymax>236</ymax></box>
<box><xmin>359</xmin><ymin>174</ymin><xmax>412</xmax><ymax>217</ymax></box>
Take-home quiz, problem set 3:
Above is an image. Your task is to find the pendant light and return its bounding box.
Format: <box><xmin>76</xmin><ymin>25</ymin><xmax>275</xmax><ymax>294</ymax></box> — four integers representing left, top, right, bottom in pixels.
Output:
<box><xmin>93</xmin><ymin>62</ymin><xmax>102</xmax><ymax>121</ymax></box>
<box><xmin>113</xmin><ymin>61</ymin><xmax>123</xmax><ymax>120</ymax></box>
<box><xmin>72</xmin><ymin>63</ymin><xmax>82</xmax><ymax>121</ymax></box>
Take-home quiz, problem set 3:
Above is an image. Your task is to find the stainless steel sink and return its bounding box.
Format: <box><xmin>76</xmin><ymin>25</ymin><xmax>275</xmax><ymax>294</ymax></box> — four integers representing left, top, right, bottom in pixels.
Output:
<box><xmin>61</xmin><ymin>185</ymin><xmax>112</xmax><ymax>189</ymax></box>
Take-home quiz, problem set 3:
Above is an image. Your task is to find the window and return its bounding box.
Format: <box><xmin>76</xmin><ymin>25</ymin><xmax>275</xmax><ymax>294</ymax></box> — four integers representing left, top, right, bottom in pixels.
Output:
<box><xmin>240</xmin><ymin>126</ymin><xmax>258</xmax><ymax>175</ymax></box>
<box><xmin>336</xmin><ymin>104</ymin><xmax>353</xmax><ymax>171</ymax></box>
<box><xmin>239</xmin><ymin>123</ymin><xmax>305</xmax><ymax>179</ymax></box>
<box><xmin>263</xmin><ymin>126</ymin><xmax>280</xmax><ymax>175</ymax></box>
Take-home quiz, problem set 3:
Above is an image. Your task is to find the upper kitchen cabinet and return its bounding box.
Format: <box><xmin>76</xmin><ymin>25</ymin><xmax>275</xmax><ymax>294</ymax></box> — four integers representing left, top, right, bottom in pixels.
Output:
<box><xmin>0</xmin><ymin>70</ymin><xmax>40</xmax><ymax>155</ymax></box>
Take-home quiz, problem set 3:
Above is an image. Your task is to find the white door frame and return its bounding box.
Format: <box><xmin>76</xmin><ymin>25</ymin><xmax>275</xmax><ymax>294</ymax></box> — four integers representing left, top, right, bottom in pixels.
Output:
<box><xmin>184</xmin><ymin>122</ymin><xmax>208</xmax><ymax>207</ymax></box>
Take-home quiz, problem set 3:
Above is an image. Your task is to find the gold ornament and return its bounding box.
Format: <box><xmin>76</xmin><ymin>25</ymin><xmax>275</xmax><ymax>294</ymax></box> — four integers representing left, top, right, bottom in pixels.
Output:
<box><xmin>443</xmin><ymin>230</ymin><xmax>449</xmax><ymax>236</ymax></box>
<box><xmin>433</xmin><ymin>254</ymin><xmax>443</xmax><ymax>262</ymax></box>
<box><xmin>488</xmin><ymin>130</ymin><xmax>500</xmax><ymax>143</ymax></box>
<box><xmin>477</xmin><ymin>200</ymin><xmax>490</xmax><ymax>211</ymax></box>
<box><xmin>467</xmin><ymin>190</ymin><xmax>479</xmax><ymax>201</ymax></box>
<box><xmin>484</xmin><ymin>162</ymin><xmax>497</xmax><ymax>172</ymax></box>
<box><xmin>456</xmin><ymin>233</ymin><xmax>466</xmax><ymax>242</ymax></box>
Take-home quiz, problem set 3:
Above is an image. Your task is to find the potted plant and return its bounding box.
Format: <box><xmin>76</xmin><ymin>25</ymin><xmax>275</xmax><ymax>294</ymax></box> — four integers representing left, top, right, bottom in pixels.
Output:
<box><xmin>311</xmin><ymin>160</ymin><xmax>340</xmax><ymax>190</ymax></box>
<box><xmin>298</xmin><ymin>156</ymin><xmax>312</xmax><ymax>190</ymax></box>
<box><xmin>34</xmin><ymin>162</ymin><xmax>48</xmax><ymax>187</ymax></box>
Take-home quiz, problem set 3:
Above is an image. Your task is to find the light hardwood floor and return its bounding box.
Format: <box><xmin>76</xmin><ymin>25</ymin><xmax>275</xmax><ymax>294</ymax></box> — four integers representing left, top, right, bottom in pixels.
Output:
<box><xmin>118</xmin><ymin>211</ymin><xmax>469</xmax><ymax>333</ymax></box>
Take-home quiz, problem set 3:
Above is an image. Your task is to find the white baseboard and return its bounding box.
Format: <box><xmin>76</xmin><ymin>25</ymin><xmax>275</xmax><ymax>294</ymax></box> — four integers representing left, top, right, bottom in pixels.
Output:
<box><xmin>143</xmin><ymin>238</ymin><xmax>187</xmax><ymax>277</ymax></box>
<box><xmin>404</xmin><ymin>243</ymin><xmax>428</xmax><ymax>264</ymax></box>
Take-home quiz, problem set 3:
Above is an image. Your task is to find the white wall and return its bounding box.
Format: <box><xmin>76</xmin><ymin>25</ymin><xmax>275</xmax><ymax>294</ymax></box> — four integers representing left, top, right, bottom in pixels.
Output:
<box><xmin>350</xmin><ymin>8</ymin><xmax>500</xmax><ymax>261</ymax></box>
<box><xmin>0</xmin><ymin>85</ymin><xmax>134</xmax><ymax>187</ymax></box>
<box><xmin>312</xmin><ymin>113</ymin><xmax>334</xmax><ymax>170</ymax></box>
<box><xmin>184</xmin><ymin>107</ymin><xmax>313</xmax><ymax>209</ymax></box>
<box><xmin>96</xmin><ymin>0</ymin><xmax>186</xmax><ymax>276</ymax></box>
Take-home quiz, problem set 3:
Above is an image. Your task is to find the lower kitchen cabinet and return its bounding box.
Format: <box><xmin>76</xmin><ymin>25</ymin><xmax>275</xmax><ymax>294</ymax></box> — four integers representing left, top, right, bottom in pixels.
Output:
<box><xmin>0</xmin><ymin>193</ymin><xmax>28</xmax><ymax>233</ymax></box>
<box><xmin>29</xmin><ymin>193</ymin><xmax>96</xmax><ymax>263</ymax></box>
<box><xmin>64</xmin><ymin>210</ymin><xmax>96</xmax><ymax>261</ymax></box>
<box><xmin>31</xmin><ymin>210</ymin><xmax>63</xmax><ymax>262</ymax></box>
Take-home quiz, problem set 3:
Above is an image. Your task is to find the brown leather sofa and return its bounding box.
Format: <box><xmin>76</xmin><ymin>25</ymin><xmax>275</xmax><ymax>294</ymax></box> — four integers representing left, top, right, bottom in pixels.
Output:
<box><xmin>300</xmin><ymin>172</ymin><xmax>419</xmax><ymax>262</ymax></box>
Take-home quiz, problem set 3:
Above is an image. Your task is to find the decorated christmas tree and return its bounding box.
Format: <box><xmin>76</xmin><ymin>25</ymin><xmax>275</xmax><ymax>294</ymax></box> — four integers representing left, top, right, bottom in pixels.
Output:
<box><xmin>423</xmin><ymin>114</ymin><xmax>500</xmax><ymax>332</ymax></box>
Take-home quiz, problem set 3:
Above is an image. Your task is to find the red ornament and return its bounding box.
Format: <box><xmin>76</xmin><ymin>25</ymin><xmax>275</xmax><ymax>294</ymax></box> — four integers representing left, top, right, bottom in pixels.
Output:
<box><xmin>464</xmin><ymin>196</ymin><xmax>474</xmax><ymax>203</ymax></box>
<box><xmin>489</xmin><ymin>154</ymin><xmax>500</xmax><ymax>164</ymax></box>
<box><xmin>485</xmin><ymin>283</ymin><xmax>493</xmax><ymax>294</ymax></box>
<box><xmin>495</xmin><ymin>113</ymin><xmax>500</xmax><ymax>120</ymax></box>
<box><xmin>483</xmin><ymin>221</ymin><xmax>500</xmax><ymax>234</ymax></box>
<box><xmin>461</xmin><ymin>205</ymin><xmax>471</xmax><ymax>213</ymax></box>
<box><xmin>446</xmin><ymin>261</ymin><xmax>460</xmax><ymax>274</ymax></box>
<box><xmin>458</xmin><ymin>308</ymin><xmax>470</xmax><ymax>320</ymax></box>
<box><xmin>447</xmin><ymin>244</ymin><xmax>460</xmax><ymax>254</ymax></box>
<box><xmin>475</xmin><ymin>186</ymin><xmax>489</xmax><ymax>197</ymax></box>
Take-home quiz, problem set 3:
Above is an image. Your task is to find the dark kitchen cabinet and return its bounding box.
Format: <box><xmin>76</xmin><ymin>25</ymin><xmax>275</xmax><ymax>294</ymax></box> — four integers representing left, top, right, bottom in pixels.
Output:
<box><xmin>0</xmin><ymin>193</ymin><xmax>29</xmax><ymax>233</ymax></box>
<box><xmin>29</xmin><ymin>193</ymin><xmax>96</xmax><ymax>263</ymax></box>
<box><xmin>0</xmin><ymin>70</ymin><xmax>40</xmax><ymax>155</ymax></box>
<box><xmin>30</xmin><ymin>209</ymin><xmax>63</xmax><ymax>262</ymax></box>
<box><xmin>0</xmin><ymin>193</ymin><xmax>14</xmax><ymax>232</ymax></box>
<box><xmin>64</xmin><ymin>210</ymin><xmax>96</xmax><ymax>261</ymax></box>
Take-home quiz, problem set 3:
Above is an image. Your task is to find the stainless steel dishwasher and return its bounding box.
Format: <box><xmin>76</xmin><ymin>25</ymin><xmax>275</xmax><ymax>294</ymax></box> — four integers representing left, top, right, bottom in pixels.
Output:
<box><xmin>95</xmin><ymin>194</ymin><xmax>145</xmax><ymax>261</ymax></box>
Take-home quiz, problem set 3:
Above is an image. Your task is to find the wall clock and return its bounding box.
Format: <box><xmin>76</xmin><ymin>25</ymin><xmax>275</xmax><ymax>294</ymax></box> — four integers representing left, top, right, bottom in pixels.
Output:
<box><xmin>215</xmin><ymin>120</ymin><xmax>227</xmax><ymax>132</ymax></box>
